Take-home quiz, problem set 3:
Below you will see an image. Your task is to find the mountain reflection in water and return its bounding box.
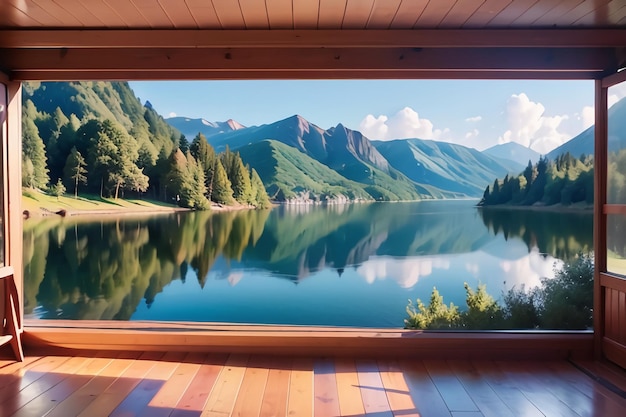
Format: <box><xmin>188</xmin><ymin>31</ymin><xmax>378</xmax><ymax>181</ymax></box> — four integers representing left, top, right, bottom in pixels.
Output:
<box><xmin>23</xmin><ymin>200</ymin><xmax>592</xmax><ymax>327</ymax></box>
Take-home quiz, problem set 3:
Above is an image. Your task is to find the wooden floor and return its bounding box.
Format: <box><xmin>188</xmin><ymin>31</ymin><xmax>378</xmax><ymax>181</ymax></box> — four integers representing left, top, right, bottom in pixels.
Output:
<box><xmin>1</xmin><ymin>351</ymin><xmax>625</xmax><ymax>417</ymax></box>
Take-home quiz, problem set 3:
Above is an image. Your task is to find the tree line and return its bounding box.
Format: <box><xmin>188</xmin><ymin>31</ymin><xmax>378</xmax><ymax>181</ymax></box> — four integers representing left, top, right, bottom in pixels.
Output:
<box><xmin>21</xmin><ymin>88</ymin><xmax>270</xmax><ymax>209</ymax></box>
<box><xmin>479</xmin><ymin>152</ymin><xmax>594</xmax><ymax>207</ymax></box>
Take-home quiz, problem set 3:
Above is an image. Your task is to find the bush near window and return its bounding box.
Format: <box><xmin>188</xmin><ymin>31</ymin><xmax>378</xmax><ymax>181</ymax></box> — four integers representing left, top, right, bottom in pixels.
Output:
<box><xmin>405</xmin><ymin>253</ymin><xmax>594</xmax><ymax>330</ymax></box>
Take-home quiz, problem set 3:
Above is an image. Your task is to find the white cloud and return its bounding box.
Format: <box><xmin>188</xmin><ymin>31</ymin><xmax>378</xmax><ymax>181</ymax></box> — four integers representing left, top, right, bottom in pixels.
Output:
<box><xmin>608</xmin><ymin>82</ymin><xmax>626</xmax><ymax>108</ymax></box>
<box><xmin>359</xmin><ymin>107</ymin><xmax>450</xmax><ymax>141</ymax></box>
<box><xmin>168</xmin><ymin>112</ymin><xmax>177</xmax><ymax>118</ymax></box>
<box><xmin>581</xmin><ymin>106</ymin><xmax>594</xmax><ymax>130</ymax></box>
<box><xmin>498</xmin><ymin>93</ymin><xmax>570</xmax><ymax>155</ymax></box>
<box><xmin>465</xmin><ymin>129</ymin><xmax>479</xmax><ymax>140</ymax></box>
<box><xmin>465</xmin><ymin>116</ymin><xmax>482</xmax><ymax>122</ymax></box>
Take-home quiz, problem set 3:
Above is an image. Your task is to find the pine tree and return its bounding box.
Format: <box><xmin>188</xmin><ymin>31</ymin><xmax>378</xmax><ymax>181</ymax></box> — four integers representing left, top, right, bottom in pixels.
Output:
<box><xmin>63</xmin><ymin>147</ymin><xmax>87</xmax><ymax>198</ymax></box>
<box><xmin>212</xmin><ymin>159</ymin><xmax>235</xmax><ymax>205</ymax></box>
<box><xmin>22</xmin><ymin>117</ymin><xmax>49</xmax><ymax>189</ymax></box>
<box><xmin>250</xmin><ymin>168</ymin><xmax>271</xmax><ymax>208</ymax></box>
<box><xmin>50</xmin><ymin>178</ymin><xmax>66</xmax><ymax>200</ymax></box>
<box><xmin>224</xmin><ymin>152</ymin><xmax>253</xmax><ymax>204</ymax></box>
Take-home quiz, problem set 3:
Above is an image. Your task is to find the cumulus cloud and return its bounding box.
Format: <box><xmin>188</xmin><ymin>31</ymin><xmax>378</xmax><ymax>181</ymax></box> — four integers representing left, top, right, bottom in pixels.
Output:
<box><xmin>498</xmin><ymin>93</ymin><xmax>570</xmax><ymax>155</ymax></box>
<box><xmin>359</xmin><ymin>107</ymin><xmax>449</xmax><ymax>141</ymax></box>
<box><xmin>581</xmin><ymin>106</ymin><xmax>594</xmax><ymax>130</ymax></box>
<box><xmin>168</xmin><ymin>112</ymin><xmax>177</xmax><ymax>118</ymax></box>
<box><xmin>465</xmin><ymin>116</ymin><xmax>482</xmax><ymax>122</ymax></box>
<box><xmin>609</xmin><ymin>82</ymin><xmax>626</xmax><ymax>108</ymax></box>
<box><xmin>465</xmin><ymin>129</ymin><xmax>479</xmax><ymax>140</ymax></box>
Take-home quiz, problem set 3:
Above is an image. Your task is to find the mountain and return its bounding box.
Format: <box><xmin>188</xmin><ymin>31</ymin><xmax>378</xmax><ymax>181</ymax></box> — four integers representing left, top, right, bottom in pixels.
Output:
<box><xmin>373</xmin><ymin>139</ymin><xmax>523</xmax><ymax>197</ymax></box>
<box><xmin>203</xmin><ymin>115</ymin><xmax>443</xmax><ymax>200</ymax></box>
<box><xmin>547</xmin><ymin>96</ymin><xmax>626</xmax><ymax>160</ymax></box>
<box><xmin>238</xmin><ymin>140</ymin><xmax>372</xmax><ymax>202</ymax></box>
<box><xmin>166</xmin><ymin>116</ymin><xmax>245</xmax><ymax>139</ymax></box>
<box><xmin>484</xmin><ymin>142</ymin><xmax>540</xmax><ymax>166</ymax></box>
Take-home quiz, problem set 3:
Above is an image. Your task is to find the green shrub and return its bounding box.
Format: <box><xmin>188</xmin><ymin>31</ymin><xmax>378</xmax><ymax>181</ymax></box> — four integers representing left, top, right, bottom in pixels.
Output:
<box><xmin>405</xmin><ymin>287</ymin><xmax>460</xmax><ymax>329</ymax></box>
<box><xmin>404</xmin><ymin>253</ymin><xmax>594</xmax><ymax>330</ymax></box>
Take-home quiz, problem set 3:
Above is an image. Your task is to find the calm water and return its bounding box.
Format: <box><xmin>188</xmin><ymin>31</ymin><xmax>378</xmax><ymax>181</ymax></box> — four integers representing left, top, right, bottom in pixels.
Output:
<box><xmin>23</xmin><ymin>201</ymin><xmax>592</xmax><ymax>327</ymax></box>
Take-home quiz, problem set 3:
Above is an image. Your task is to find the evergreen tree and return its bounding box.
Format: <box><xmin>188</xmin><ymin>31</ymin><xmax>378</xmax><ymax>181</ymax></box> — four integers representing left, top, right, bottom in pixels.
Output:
<box><xmin>250</xmin><ymin>168</ymin><xmax>271</xmax><ymax>208</ymax></box>
<box><xmin>63</xmin><ymin>147</ymin><xmax>87</xmax><ymax>198</ymax></box>
<box><xmin>224</xmin><ymin>152</ymin><xmax>253</xmax><ymax>204</ymax></box>
<box><xmin>179</xmin><ymin>134</ymin><xmax>189</xmax><ymax>154</ymax></box>
<box><xmin>22</xmin><ymin>117</ymin><xmax>49</xmax><ymax>189</ymax></box>
<box><xmin>212</xmin><ymin>159</ymin><xmax>235</xmax><ymax>205</ymax></box>
<box><xmin>523</xmin><ymin>160</ymin><xmax>534</xmax><ymax>194</ymax></box>
<box><xmin>50</xmin><ymin>178</ymin><xmax>66</xmax><ymax>200</ymax></box>
<box><xmin>89</xmin><ymin>120</ymin><xmax>148</xmax><ymax>199</ymax></box>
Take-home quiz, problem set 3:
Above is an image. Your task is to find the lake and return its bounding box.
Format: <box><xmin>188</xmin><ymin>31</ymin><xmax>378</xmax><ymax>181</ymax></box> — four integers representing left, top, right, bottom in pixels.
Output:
<box><xmin>23</xmin><ymin>200</ymin><xmax>593</xmax><ymax>327</ymax></box>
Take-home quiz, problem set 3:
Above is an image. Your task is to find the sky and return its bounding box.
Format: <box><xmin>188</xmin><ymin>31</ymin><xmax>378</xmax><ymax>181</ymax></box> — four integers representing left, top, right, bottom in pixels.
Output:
<box><xmin>129</xmin><ymin>80</ymin><xmax>626</xmax><ymax>154</ymax></box>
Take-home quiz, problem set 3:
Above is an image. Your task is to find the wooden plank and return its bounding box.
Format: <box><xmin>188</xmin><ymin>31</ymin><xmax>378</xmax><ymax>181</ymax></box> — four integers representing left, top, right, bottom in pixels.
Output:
<box><xmin>7</xmin><ymin>355</ymin><xmax>100</xmax><ymax>417</ymax></box>
<box><xmin>424</xmin><ymin>360</ymin><xmax>479</xmax><ymax>413</ymax></box>
<box><xmin>3</xmin><ymin>47</ymin><xmax>614</xmax><ymax>72</ymax></box>
<box><xmin>0</xmin><ymin>355</ymin><xmax>77</xmax><ymax>417</ymax></box>
<box><xmin>44</xmin><ymin>353</ymin><xmax>136</xmax><ymax>417</ymax></box>
<box><xmin>185</xmin><ymin>0</ymin><xmax>221</xmax><ymax>28</ymax></box>
<box><xmin>555</xmin><ymin>0</ymin><xmax>612</xmax><ymax>25</ymax></box>
<box><xmin>447</xmin><ymin>360</ymin><xmax>515</xmax><ymax>417</ymax></box>
<box><xmin>497</xmin><ymin>360</ymin><xmax>591</xmax><ymax>416</ymax></box>
<box><xmin>292</xmin><ymin>0</ymin><xmax>317</xmax><ymax>29</ymax></box>
<box><xmin>342</xmin><ymin>0</ymin><xmax>375</xmax><ymax>29</ymax></box>
<box><xmin>158</xmin><ymin>0</ymin><xmax>199</xmax><ymax>28</ymax></box>
<box><xmin>356</xmin><ymin>359</ymin><xmax>392</xmax><ymax>416</ymax></box>
<box><xmin>212</xmin><ymin>0</ymin><xmax>246</xmax><ymax>29</ymax></box>
<box><xmin>130</xmin><ymin>0</ymin><xmax>173</xmax><ymax>28</ymax></box>
<box><xmin>390</xmin><ymin>0</ymin><xmax>429</xmax><ymax>29</ymax></box>
<box><xmin>5</xmin><ymin>0</ymin><xmax>59</xmax><ymax>25</ymax></box>
<box><xmin>266</xmin><ymin>0</ymin><xmax>294</xmax><ymax>29</ymax></box>
<box><xmin>29</xmin><ymin>0</ymin><xmax>82</xmax><ymax>26</ymax></box>
<box><xmin>231</xmin><ymin>356</ymin><xmax>271</xmax><ymax>417</ymax></box>
<box><xmin>416</xmin><ymin>0</ymin><xmax>458</xmax><ymax>27</ymax></box>
<box><xmin>318</xmin><ymin>0</ymin><xmax>347</xmax><ymax>29</ymax></box>
<box><xmin>200</xmin><ymin>354</ymin><xmax>249</xmax><ymax>417</ymax></box>
<box><xmin>5</xmin><ymin>28</ymin><xmax>626</xmax><ymax>48</ymax></box>
<box><xmin>239</xmin><ymin>0</ymin><xmax>270</xmax><ymax>29</ymax></box>
<box><xmin>533</xmin><ymin>0</ymin><xmax>586</xmax><ymax>26</ymax></box>
<box><xmin>287</xmin><ymin>357</ymin><xmax>313</xmax><ymax>417</ymax></box>
<box><xmin>108</xmin><ymin>351</ymin><xmax>185</xmax><ymax>417</ymax></box>
<box><xmin>139</xmin><ymin>352</ymin><xmax>204</xmax><ymax>417</ymax></box>
<box><xmin>334</xmin><ymin>358</ymin><xmax>366</xmax><ymax>417</ymax></box>
<box><xmin>620</xmin><ymin>290</ymin><xmax>626</xmax><ymax>344</ymax></box>
<box><xmin>377</xmin><ymin>360</ymin><xmax>419</xmax><ymax>417</ymax></box>
<box><xmin>51</xmin><ymin>0</ymin><xmax>106</xmax><ymax>26</ymax></box>
<box><xmin>95</xmin><ymin>0</ymin><xmax>149</xmax><ymax>27</ymax></box>
<box><xmin>313</xmin><ymin>358</ymin><xmax>340</xmax><ymax>417</ymax></box>
<box><xmin>170</xmin><ymin>353</ymin><xmax>229</xmax><ymax>417</ymax></box>
<box><xmin>258</xmin><ymin>356</ymin><xmax>292</xmax><ymax>417</ymax></box>
<box><xmin>470</xmin><ymin>360</ymin><xmax>543</xmax><ymax>417</ymax></box>
<box><xmin>401</xmin><ymin>359</ymin><xmax>452</xmax><ymax>417</ymax></box>
<box><xmin>81</xmin><ymin>0</ymin><xmax>129</xmax><ymax>27</ymax></box>
<box><xmin>366</xmin><ymin>0</ymin><xmax>402</xmax><ymax>29</ymax></box>
<box><xmin>488</xmin><ymin>0</ymin><xmax>538</xmax><ymax>26</ymax></box>
<box><xmin>441</xmin><ymin>0</ymin><xmax>488</xmax><ymax>27</ymax></box>
<box><xmin>512</xmin><ymin>0</ymin><xmax>568</xmax><ymax>25</ymax></box>
<box><xmin>463</xmin><ymin>0</ymin><xmax>514</xmax><ymax>27</ymax></box>
<box><xmin>76</xmin><ymin>351</ymin><xmax>165</xmax><ymax>417</ymax></box>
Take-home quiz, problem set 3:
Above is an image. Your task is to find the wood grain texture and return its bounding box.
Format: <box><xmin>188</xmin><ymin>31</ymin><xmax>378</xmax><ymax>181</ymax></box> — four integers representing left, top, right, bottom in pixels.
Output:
<box><xmin>0</xmin><ymin>353</ymin><xmax>625</xmax><ymax>416</ymax></box>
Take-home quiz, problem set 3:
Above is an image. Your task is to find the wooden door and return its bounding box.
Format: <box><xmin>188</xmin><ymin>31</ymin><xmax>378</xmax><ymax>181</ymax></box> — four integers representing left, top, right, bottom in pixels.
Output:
<box><xmin>597</xmin><ymin>73</ymin><xmax>626</xmax><ymax>369</ymax></box>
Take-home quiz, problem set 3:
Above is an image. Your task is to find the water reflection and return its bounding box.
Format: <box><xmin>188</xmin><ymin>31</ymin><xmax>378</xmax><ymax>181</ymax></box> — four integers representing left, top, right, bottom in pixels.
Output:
<box><xmin>24</xmin><ymin>201</ymin><xmax>593</xmax><ymax>326</ymax></box>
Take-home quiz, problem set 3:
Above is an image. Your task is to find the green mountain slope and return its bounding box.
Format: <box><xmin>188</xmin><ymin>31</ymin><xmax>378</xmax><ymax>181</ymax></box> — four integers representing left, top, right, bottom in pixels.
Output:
<box><xmin>374</xmin><ymin>139</ymin><xmax>522</xmax><ymax>197</ymax></box>
<box><xmin>238</xmin><ymin>140</ymin><xmax>372</xmax><ymax>201</ymax></box>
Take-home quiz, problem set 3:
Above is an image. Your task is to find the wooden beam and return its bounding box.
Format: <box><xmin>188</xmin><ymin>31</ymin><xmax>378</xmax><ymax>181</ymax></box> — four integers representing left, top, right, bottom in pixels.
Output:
<box><xmin>1</xmin><ymin>29</ymin><xmax>626</xmax><ymax>49</ymax></box>
<box><xmin>594</xmin><ymin>78</ymin><xmax>608</xmax><ymax>360</ymax></box>
<box><xmin>0</xmin><ymin>47</ymin><xmax>617</xmax><ymax>72</ymax></box>
<box><xmin>7</xmin><ymin>69</ymin><xmax>603</xmax><ymax>81</ymax></box>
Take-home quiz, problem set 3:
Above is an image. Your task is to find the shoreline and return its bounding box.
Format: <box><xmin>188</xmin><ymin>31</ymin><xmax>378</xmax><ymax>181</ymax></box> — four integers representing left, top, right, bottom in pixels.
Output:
<box><xmin>476</xmin><ymin>202</ymin><xmax>593</xmax><ymax>212</ymax></box>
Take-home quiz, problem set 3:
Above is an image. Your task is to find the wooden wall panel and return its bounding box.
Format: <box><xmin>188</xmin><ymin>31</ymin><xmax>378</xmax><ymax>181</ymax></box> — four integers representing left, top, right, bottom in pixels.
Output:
<box><xmin>389</xmin><ymin>0</ymin><xmax>427</xmax><ymax>29</ymax></box>
<box><xmin>366</xmin><ymin>0</ymin><xmax>402</xmax><ymax>29</ymax></box>
<box><xmin>416</xmin><ymin>0</ymin><xmax>458</xmax><ymax>27</ymax></box>
<box><xmin>440</xmin><ymin>0</ymin><xmax>486</xmax><ymax>27</ymax></box>
<box><xmin>239</xmin><ymin>0</ymin><xmax>270</xmax><ymax>29</ymax></box>
<box><xmin>212</xmin><ymin>0</ymin><xmax>246</xmax><ymax>28</ymax></box>
<box><xmin>266</xmin><ymin>0</ymin><xmax>294</xmax><ymax>29</ymax></box>
<box><xmin>185</xmin><ymin>0</ymin><xmax>221</xmax><ymax>28</ymax></box>
<box><xmin>318</xmin><ymin>0</ymin><xmax>348</xmax><ymax>29</ymax></box>
<box><xmin>463</xmin><ymin>0</ymin><xmax>513</xmax><ymax>27</ymax></box>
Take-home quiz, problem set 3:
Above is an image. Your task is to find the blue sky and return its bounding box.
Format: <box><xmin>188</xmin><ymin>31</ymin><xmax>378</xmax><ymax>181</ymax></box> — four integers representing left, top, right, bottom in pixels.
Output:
<box><xmin>129</xmin><ymin>80</ymin><xmax>611</xmax><ymax>153</ymax></box>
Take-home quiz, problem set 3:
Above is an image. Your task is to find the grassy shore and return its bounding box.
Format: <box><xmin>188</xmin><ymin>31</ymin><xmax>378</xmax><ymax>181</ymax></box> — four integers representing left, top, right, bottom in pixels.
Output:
<box><xmin>22</xmin><ymin>189</ymin><xmax>187</xmax><ymax>217</ymax></box>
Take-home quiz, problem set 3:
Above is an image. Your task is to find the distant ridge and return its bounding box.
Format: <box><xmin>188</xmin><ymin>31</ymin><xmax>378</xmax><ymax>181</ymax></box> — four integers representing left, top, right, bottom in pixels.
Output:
<box><xmin>166</xmin><ymin>116</ymin><xmax>246</xmax><ymax>139</ymax></box>
<box><xmin>484</xmin><ymin>142</ymin><xmax>540</xmax><ymax>166</ymax></box>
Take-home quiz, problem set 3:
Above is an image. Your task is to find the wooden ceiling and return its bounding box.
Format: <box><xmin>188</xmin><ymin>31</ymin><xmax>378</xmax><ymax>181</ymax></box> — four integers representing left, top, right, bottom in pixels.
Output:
<box><xmin>2</xmin><ymin>0</ymin><xmax>626</xmax><ymax>29</ymax></box>
<box><xmin>0</xmin><ymin>1</ymin><xmax>625</xmax><ymax>80</ymax></box>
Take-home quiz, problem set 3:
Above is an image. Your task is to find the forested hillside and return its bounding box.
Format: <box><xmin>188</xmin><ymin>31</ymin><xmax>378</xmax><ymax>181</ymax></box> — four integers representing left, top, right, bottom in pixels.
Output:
<box><xmin>479</xmin><ymin>153</ymin><xmax>594</xmax><ymax>207</ymax></box>
<box><xmin>21</xmin><ymin>82</ymin><xmax>270</xmax><ymax>209</ymax></box>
